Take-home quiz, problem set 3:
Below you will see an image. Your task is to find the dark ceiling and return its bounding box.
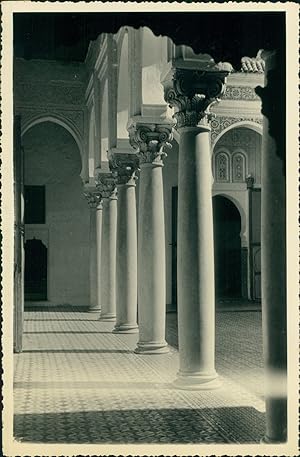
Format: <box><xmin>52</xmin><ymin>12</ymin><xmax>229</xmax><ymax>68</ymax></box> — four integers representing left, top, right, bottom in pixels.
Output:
<box><xmin>13</xmin><ymin>12</ymin><xmax>285</xmax><ymax>69</ymax></box>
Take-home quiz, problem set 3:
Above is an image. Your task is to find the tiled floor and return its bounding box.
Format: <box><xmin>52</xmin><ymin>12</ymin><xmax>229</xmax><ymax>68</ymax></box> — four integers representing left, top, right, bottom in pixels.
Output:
<box><xmin>14</xmin><ymin>305</ymin><xmax>265</xmax><ymax>444</ymax></box>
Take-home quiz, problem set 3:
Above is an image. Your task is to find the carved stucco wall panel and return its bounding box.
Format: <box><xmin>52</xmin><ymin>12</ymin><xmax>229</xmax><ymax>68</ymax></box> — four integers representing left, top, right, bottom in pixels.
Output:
<box><xmin>211</xmin><ymin>116</ymin><xmax>262</xmax><ymax>145</ymax></box>
<box><xmin>223</xmin><ymin>85</ymin><xmax>260</xmax><ymax>101</ymax></box>
<box><xmin>19</xmin><ymin>108</ymin><xmax>84</xmax><ymax>139</ymax></box>
<box><xmin>15</xmin><ymin>82</ymin><xmax>85</xmax><ymax>106</ymax></box>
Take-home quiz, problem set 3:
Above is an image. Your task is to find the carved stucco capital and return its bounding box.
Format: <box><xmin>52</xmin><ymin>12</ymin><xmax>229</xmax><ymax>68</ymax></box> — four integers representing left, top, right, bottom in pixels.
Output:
<box><xmin>95</xmin><ymin>172</ymin><xmax>117</xmax><ymax>198</ymax></box>
<box><xmin>83</xmin><ymin>188</ymin><xmax>103</xmax><ymax>209</ymax></box>
<box><xmin>162</xmin><ymin>67</ymin><xmax>232</xmax><ymax>129</ymax></box>
<box><xmin>108</xmin><ymin>151</ymin><xmax>140</xmax><ymax>185</ymax></box>
<box><xmin>127</xmin><ymin>121</ymin><xmax>174</xmax><ymax>165</ymax></box>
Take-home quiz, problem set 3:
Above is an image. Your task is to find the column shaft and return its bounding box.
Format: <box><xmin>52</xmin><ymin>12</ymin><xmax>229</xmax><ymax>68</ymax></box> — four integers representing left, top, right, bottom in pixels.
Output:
<box><xmin>261</xmin><ymin>117</ymin><xmax>287</xmax><ymax>442</ymax></box>
<box><xmin>113</xmin><ymin>180</ymin><xmax>138</xmax><ymax>333</ymax></box>
<box><xmin>175</xmin><ymin>126</ymin><xmax>219</xmax><ymax>389</ymax></box>
<box><xmin>135</xmin><ymin>161</ymin><xmax>168</xmax><ymax>354</ymax></box>
<box><xmin>89</xmin><ymin>208</ymin><xmax>97</xmax><ymax>310</ymax></box>
<box><xmin>91</xmin><ymin>202</ymin><xmax>102</xmax><ymax>313</ymax></box>
<box><xmin>100</xmin><ymin>195</ymin><xmax>117</xmax><ymax>321</ymax></box>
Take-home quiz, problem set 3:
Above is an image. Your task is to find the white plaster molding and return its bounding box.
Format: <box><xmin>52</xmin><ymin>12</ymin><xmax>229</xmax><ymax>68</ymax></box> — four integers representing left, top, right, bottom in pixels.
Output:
<box><xmin>115</xmin><ymin>27</ymin><xmax>127</xmax><ymax>65</ymax></box>
<box><xmin>212</xmin><ymin>99</ymin><xmax>262</xmax><ymax>117</ymax></box>
<box><xmin>93</xmin><ymin>73</ymin><xmax>101</xmax><ymax>159</ymax></box>
<box><xmin>129</xmin><ymin>27</ymin><xmax>142</xmax><ymax>117</ymax></box>
<box><xmin>116</xmin><ymin>138</ymin><xmax>134</xmax><ymax>151</ymax></box>
<box><xmin>85</xmin><ymin>73</ymin><xmax>95</xmax><ymax>106</ymax></box>
<box><xmin>107</xmin><ymin>35</ymin><xmax>118</xmax><ymax>150</ymax></box>
<box><xmin>227</xmin><ymin>72</ymin><xmax>264</xmax><ymax>87</ymax></box>
<box><xmin>141</xmin><ymin>104</ymin><xmax>168</xmax><ymax>118</ymax></box>
<box><xmin>213</xmin><ymin>183</ymin><xmax>247</xmax><ymax>192</ymax></box>
<box><xmin>95</xmin><ymin>34</ymin><xmax>108</xmax><ymax>80</ymax></box>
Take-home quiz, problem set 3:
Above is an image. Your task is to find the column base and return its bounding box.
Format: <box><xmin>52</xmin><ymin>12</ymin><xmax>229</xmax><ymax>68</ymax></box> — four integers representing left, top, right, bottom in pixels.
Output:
<box><xmin>134</xmin><ymin>341</ymin><xmax>169</xmax><ymax>354</ymax></box>
<box><xmin>88</xmin><ymin>307</ymin><xmax>101</xmax><ymax>313</ymax></box>
<box><xmin>112</xmin><ymin>323</ymin><xmax>139</xmax><ymax>334</ymax></box>
<box><xmin>99</xmin><ymin>313</ymin><xmax>116</xmax><ymax>322</ymax></box>
<box><xmin>174</xmin><ymin>370</ymin><xmax>221</xmax><ymax>390</ymax></box>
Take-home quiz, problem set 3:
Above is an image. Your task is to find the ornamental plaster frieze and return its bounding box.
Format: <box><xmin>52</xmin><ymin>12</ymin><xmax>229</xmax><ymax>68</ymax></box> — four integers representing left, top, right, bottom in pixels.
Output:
<box><xmin>108</xmin><ymin>151</ymin><xmax>140</xmax><ymax>186</ymax></box>
<box><xmin>127</xmin><ymin>120</ymin><xmax>174</xmax><ymax>165</ymax></box>
<box><xmin>210</xmin><ymin>116</ymin><xmax>262</xmax><ymax>145</ymax></box>
<box><xmin>95</xmin><ymin>172</ymin><xmax>117</xmax><ymax>198</ymax></box>
<box><xmin>223</xmin><ymin>85</ymin><xmax>260</xmax><ymax>101</ymax></box>
<box><xmin>162</xmin><ymin>66</ymin><xmax>232</xmax><ymax>128</ymax></box>
<box><xmin>14</xmin><ymin>81</ymin><xmax>85</xmax><ymax>106</ymax></box>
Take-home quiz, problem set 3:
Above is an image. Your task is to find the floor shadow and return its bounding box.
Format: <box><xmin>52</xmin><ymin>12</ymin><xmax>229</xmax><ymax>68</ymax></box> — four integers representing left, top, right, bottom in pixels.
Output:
<box><xmin>21</xmin><ymin>349</ymin><xmax>133</xmax><ymax>354</ymax></box>
<box><xmin>25</xmin><ymin>305</ymin><xmax>89</xmax><ymax>312</ymax></box>
<box><xmin>14</xmin><ymin>380</ymin><xmax>173</xmax><ymax>390</ymax></box>
<box><xmin>23</xmin><ymin>331</ymin><xmax>114</xmax><ymax>334</ymax></box>
<box><xmin>24</xmin><ymin>319</ymin><xmax>97</xmax><ymax>322</ymax></box>
<box><xmin>13</xmin><ymin>406</ymin><xmax>266</xmax><ymax>444</ymax></box>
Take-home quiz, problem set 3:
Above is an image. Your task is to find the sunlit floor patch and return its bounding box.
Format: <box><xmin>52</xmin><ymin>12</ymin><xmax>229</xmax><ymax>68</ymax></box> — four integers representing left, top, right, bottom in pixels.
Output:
<box><xmin>14</xmin><ymin>305</ymin><xmax>265</xmax><ymax>444</ymax></box>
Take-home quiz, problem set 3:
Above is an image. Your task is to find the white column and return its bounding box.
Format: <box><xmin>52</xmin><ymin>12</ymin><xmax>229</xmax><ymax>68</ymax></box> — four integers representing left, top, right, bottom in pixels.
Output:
<box><xmin>109</xmin><ymin>152</ymin><xmax>139</xmax><ymax>333</ymax></box>
<box><xmin>89</xmin><ymin>206</ymin><xmax>97</xmax><ymax>309</ymax></box>
<box><xmin>100</xmin><ymin>190</ymin><xmax>117</xmax><ymax>321</ymax></box>
<box><xmin>84</xmin><ymin>189</ymin><xmax>102</xmax><ymax>313</ymax></box>
<box><xmin>176</xmin><ymin>125</ymin><xmax>219</xmax><ymax>388</ymax></box>
<box><xmin>128</xmin><ymin>121</ymin><xmax>173</xmax><ymax>354</ymax></box>
<box><xmin>162</xmin><ymin>64</ymin><xmax>231</xmax><ymax>388</ymax></box>
<box><xmin>136</xmin><ymin>160</ymin><xmax>168</xmax><ymax>353</ymax></box>
<box><xmin>94</xmin><ymin>199</ymin><xmax>103</xmax><ymax>313</ymax></box>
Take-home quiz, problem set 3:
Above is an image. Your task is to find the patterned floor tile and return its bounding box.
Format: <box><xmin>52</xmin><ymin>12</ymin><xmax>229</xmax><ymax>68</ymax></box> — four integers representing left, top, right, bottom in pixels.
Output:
<box><xmin>14</xmin><ymin>305</ymin><xmax>266</xmax><ymax>444</ymax></box>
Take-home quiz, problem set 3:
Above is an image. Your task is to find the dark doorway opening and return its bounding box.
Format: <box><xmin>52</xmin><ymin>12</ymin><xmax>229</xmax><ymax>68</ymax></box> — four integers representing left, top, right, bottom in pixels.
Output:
<box><xmin>25</xmin><ymin>239</ymin><xmax>47</xmax><ymax>301</ymax></box>
<box><xmin>213</xmin><ymin>196</ymin><xmax>242</xmax><ymax>299</ymax></box>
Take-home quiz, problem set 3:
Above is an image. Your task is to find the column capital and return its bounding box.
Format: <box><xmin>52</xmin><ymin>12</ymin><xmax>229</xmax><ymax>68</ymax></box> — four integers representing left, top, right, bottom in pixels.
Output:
<box><xmin>83</xmin><ymin>186</ymin><xmax>102</xmax><ymax>209</ymax></box>
<box><xmin>162</xmin><ymin>65</ymin><xmax>232</xmax><ymax>129</ymax></box>
<box><xmin>95</xmin><ymin>172</ymin><xmax>117</xmax><ymax>199</ymax></box>
<box><xmin>127</xmin><ymin>118</ymin><xmax>174</xmax><ymax>165</ymax></box>
<box><xmin>108</xmin><ymin>151</ymin><xmax>140</xmax><ymax>185</ymax></box>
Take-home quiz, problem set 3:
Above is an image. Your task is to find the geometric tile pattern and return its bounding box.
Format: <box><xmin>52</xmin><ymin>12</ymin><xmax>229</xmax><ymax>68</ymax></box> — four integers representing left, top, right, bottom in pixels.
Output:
<box><xmin>14</xmin><ymin>306</ymin><xmax>266</xmax><ymax>444</ymax></box>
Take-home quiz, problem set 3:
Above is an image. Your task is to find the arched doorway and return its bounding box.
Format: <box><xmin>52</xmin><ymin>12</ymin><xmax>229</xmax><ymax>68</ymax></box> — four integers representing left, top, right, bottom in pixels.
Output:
<box><xmin>24</xmin><ymin>239</ymin><xmax>47</xmax><ymax>300</ymax></box>
<box><xmin>213</xmin><ymin>196</ymin><xmax>242</xmax><ymax>300</ymax></box>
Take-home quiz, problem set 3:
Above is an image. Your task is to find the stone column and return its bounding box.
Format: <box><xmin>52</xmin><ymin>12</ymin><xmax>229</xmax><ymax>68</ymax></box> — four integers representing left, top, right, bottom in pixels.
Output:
<box><xmin>256</xmin><ymin>51</ymin><xmax>287</xmax><ymax>443</ymax></box>
<box><xmin>13</xmin><ymin>115</ymin><xmax>24</xmax><ymax>353</ymax></box>
<box><xmin>84</xmin><ymin>189</ymin><xmax>102</xmax><ymax>313</ymax></box>
<box><xmin>94</xmin><ymin>200</ymin><xmax>104</xmax><ymax>314</ymax></box>
<box><xmin>96</xmin><ymin>173</ymin><xmax>118</xmax><ymax>321</ymax></box>
<box><xmin>162</xmin><ymin>65</ymin><xmax>231</xmax><ymax>388</ymax></box>
<box><xmin>128</xmin><ymin>120</ymin><xmax>173</xmax><ymax>354</ymax></box>
<box><xmin>246</xmin><ymin>174</ymin><xmax>255</xmax><ymax>300</ymax></box>
<box><xmin>109</xmin><ymin>152</ymin><xmax>139</xmax><ymax>333</ymax></box>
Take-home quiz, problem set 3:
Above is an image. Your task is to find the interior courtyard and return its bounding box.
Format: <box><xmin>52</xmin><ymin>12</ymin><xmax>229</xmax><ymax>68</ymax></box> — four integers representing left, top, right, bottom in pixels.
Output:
<box><xmin>3</xmin><ymin>6</ymin><xmax>298</xmax><ymax>455</ymax></box>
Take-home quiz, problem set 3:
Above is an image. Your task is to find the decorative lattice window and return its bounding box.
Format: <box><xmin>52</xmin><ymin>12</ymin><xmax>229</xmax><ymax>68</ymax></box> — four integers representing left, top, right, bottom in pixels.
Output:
<box><xmin>232</xmin><ymin>152</ymin><xmax>246</xmax><ymax>182</ymax></box>
<box><xmin>215</xmin><ymin>152</ymin><xmax>230</xmax><ymax>182</ymax></box>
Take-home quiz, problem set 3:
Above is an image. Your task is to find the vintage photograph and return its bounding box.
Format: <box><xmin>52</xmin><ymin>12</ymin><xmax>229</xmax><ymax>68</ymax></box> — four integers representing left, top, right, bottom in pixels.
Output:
<box><xmin>2</xmin><ymin>2</ymin><xmax>299</xmax><ymax>456</ymax></box>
